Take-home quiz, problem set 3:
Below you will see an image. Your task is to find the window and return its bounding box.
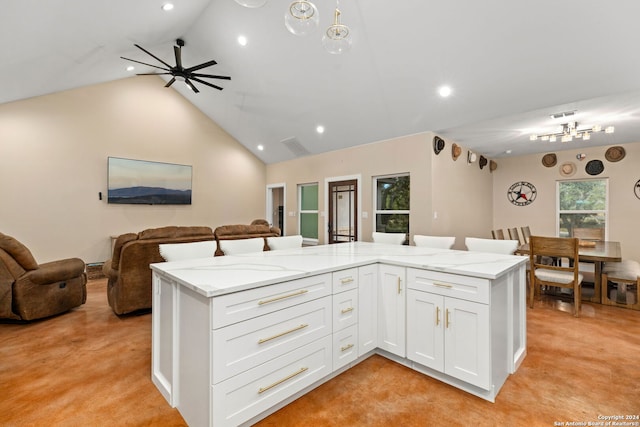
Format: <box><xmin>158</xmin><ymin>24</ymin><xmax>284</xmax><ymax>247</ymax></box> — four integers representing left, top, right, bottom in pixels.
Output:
<box><xmin>298</xmin><ymin>183</ymin><xmax>318</xmax><ymax>244</ymax></box>
<box><xmin>557</xmin><ymin>179</ymin><xmax>608</xmax><ymax>239</ymax></box>
<box><xmin>374</xmin><ymin>174</ymin><xmax>410</xmax><ymax>241</ymax></box>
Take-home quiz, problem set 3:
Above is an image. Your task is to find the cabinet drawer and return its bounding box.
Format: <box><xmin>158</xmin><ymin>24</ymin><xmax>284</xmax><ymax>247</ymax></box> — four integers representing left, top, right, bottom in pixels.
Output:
<box><xmin>212</xmin><ymin>335</ymin><xmax>332</xmax><ymax>427</ymax></box>
<box><xmin>212</xmin><ymin>296</ymin><xmax>331</xmax><ymax>384</ymax></box>
<box><xmin>333</xmin><ymin>324</ymin><xmax>358</xmax><ymax>370</ymax></box>
<box><xmin>332</xmin><ymin>268</ymin><xmax>358</xmax><ymax>293</ymax></box>
<box><xmin>332</xmin><ymin>288</ymin><xmax>358</xmax><ymax>331</ymax></box>
<box><xmin>212</xmin><ymin>273</ymin><xmax>332</xmax><ymax>328</ymax></box>
<box><xmin>407</xmin><ymin>268</ymin><xmax>489</xmax><ymax>304</ymax></box>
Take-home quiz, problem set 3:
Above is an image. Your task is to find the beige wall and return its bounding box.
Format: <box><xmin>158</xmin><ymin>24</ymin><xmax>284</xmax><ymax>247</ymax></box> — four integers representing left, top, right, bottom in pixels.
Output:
<box><xmin>0</xmin><ymin>77</ymin><xmax>266</xmax><ymax>264</ymax></box>
<box><xmin>266</xmin><ymin>133</ymin><xmax>493</xmax><ymax>249</ymax></box>
<box><xmin>492</xmin><ymin>142</ymin><xmax>640</xmax><ymax>261</ymax></box>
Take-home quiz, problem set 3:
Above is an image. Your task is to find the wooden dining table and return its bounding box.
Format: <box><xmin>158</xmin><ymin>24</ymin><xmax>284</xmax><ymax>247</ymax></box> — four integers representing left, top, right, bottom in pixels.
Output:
<box><xmin>516</xmin><ymin>240</ymin><xmax>622</xmax><ymax>304</ymax></box>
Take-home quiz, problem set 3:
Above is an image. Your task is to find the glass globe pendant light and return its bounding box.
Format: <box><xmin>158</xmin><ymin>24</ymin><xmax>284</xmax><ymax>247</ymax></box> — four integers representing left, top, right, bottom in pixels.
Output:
<box><xmin>284</xmin><ymin>1</ymin><xmax>319</xmax><ymax>36</ymax></box>
<box><xmin>322</xmin><ymin>6</ymin><xmax>351</xmax><ymax>54</ymax></box>
<box><xmin>234</xmin><ymin>0</ymin><xmax>268</xmax><ymax>7</ymax></box>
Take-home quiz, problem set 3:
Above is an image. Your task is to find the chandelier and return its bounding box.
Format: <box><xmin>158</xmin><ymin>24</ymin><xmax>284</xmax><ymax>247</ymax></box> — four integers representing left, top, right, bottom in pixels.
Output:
<box><xmin>530</xmin><ymin>121</ymin><xmax>615</xmax><ymax>143</ymax></box>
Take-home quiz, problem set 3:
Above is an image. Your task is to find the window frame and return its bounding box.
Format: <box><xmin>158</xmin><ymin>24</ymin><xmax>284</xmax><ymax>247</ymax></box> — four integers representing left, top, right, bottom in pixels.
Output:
<box><xmin>373</xmin><ymin>173</ymin><xmax>410</xmax><ymax>241</ymax></box>
<box><xmin>556</xmin><ymin>178</ymin><xmax>609</xmax><ymax>240</ymax></box>
<box><xmin>298</xmin><ymin>182</ymin><xmax>319</xmax><ymax>246</ymax></box>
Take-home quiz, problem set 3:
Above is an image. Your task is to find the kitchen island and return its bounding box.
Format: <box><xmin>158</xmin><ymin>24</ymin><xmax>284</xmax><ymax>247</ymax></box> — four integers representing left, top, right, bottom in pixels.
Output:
<box><xmin>150</xmin><ymin>242</ymin><xmax>527</xmax><ymax>426</ymax></box>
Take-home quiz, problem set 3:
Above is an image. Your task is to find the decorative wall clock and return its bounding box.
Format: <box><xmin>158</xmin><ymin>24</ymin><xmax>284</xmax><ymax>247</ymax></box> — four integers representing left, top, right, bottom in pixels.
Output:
<box><xmin>635</xmin><ymin>179</ymin><xmax>640</xmax><ymax>200</ymax></box>
<box><xmin>507</xmin><ymin>181</ymin><xmax>537</xmax><ymax>206</ymax></box>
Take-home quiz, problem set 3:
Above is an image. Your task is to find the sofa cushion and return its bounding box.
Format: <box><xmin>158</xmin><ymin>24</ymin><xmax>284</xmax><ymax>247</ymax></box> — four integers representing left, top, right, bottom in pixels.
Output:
<box><xmin>0</xmin><ymin>233</ymin><xmax>38</xmax><ymax>271</ymax></box>
<box><xmin>139</xmin><ymin>226</ymin><xmax>214</xmax><ymax>240</ymax></box>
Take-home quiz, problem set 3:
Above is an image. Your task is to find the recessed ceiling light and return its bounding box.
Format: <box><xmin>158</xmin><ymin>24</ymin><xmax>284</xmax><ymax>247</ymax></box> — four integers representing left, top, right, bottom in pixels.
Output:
<box><xmin>237</xmin><ymin>35</ymin><xmax>248</xmax><ymax>46</ymax></box>
<box><xmin>438</xmin><ymin>85</ymin><xmax>452</xmax><ymax>98</ymax></box>
<box><xmin>316</xmin><ymin>125</ymin><xmax>325</xmax><ymax>134</ymax></box>
<box><xmin>161</xmin><ymin>3</ymin><xmax>174</xmax><ymax>11</ymax></box>
<box><xmin>257</xmin><ymin>144</ymin><xmax>264</xmax><ymax>151</ymax></box>
<box><xmin>126</xmin><ymin>65</ymin><xmax>135</xmax><ymax>72</ymax></box>
<box><xmin>505</xmin><ymin>149</ymin><xmax>512</xmax><ymax>154</ymax></box>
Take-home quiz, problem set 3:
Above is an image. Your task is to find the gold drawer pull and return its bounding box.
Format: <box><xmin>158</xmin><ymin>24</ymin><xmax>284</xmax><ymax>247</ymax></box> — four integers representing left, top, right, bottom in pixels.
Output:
<box><xmin>397</xmin><ymin>277</ymin><xmax>402</xmax><ymax>294</ymax></box>
<box><xmin>341</xmin><ymin>307</ymin><xmax>354</xmax><ymax>314</ymax></box>
<box><xmin>436</xmin><ymin>306</ymin><xmax>440</xmax><ymax>326</ymax></box>
<box><xmin>258</xmin><ymin>324</ymin><xmax>308</xmax><ymax>344</ymax></box>
<box><xmin>258</xmin><ymin>289</ymin><xmax>308</xmax><ymax>305</ymax></box>
<box><xmin>258</xmin><ymin>367</ymin><xmax>308</xmax><ymax>394</ymax></box>
<box><xmin>434</xmin><ymin>282</ymin><xmax>453</xmax><ymax>289</ymax></box>
<box><xmin>445</xmin><ymin>309</ymin><xmax>451</xmax><ymax>329</ymax></box>
<box><xmin>340</xmin><ymin>277</ymin><xmax>354</xmax><ymax>284</ymax></box>
<box><xmin>341</xmin><ymin>343</ymin><xmax>354</xmax><ymax>352</ymax></box>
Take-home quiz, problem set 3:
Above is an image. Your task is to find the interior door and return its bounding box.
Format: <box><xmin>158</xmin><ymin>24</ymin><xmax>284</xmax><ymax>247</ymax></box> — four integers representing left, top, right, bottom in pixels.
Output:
<box><xmin>328</xmin><ymin>179</ymin><xmax>358</xmax><ymax>244</ymax></box>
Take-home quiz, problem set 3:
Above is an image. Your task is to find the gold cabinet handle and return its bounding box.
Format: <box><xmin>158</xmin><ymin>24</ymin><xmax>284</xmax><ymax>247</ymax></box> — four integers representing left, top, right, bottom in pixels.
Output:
<box><xmin>340</xmin><ymin>343</ymin><xmax>354</xmax><ymax>352</ymax></box>
<box><xmin>434</xmin><ymin>282</ymin><xmax>453</xmax><ymax>289</ymax></box>
<box><xmin>340</xmin><ymin>277</ymin><xmax>354</xmax><ymax>284</ymax></box>
<box><xmin>436</xmin><ymin>306</ymin><xmax>440</xmax><ymax>326</ymax></box>
<box><xmin>341</xmin><ymin>307</ymin><xmax>354</xmax><ymax>314</ymax></box>
<box><xmin>258</xmin><ymin>367</ymin><xmax>308</xmax><ymax>394</ymax></box>
<box><xmin>258</xmin><ymin>289</ymin><xmax>308</xmax><ymax>305</ymax></box>
<box><xmin>258</xmin><ymin>324</ymin><xmax>308</xmax><ymax>344</ymax></box>
<box><xmin>397</xmin><ymin>277</ymin><xmax>402</xmax><ymax>294</ymax></box>
<box><xmin>445</xmin><ymin>309</ymin><xmax>450</xmax><ymax>329</ymax></box>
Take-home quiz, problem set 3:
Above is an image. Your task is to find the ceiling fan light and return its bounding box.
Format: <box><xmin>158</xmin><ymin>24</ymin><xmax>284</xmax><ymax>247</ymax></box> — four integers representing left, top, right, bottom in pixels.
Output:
<box><xmin>549</xmin><ymin>135</ymin><xmax>557</xmax><ymax>142</ymax></box>
<box><xmin>583</xmin><ymin>132</ymin><xmax>591</xmax><ymax>140</ymax></box>
<box><xmin>605</xmin><ymin>126</ymin><xmax>615</xmax><ymax>134</ymax></box>
<box><xmin>592</xmin><ymin>124</ymin><xmax>602</xmax><ymax>132</ymax></box>
<box><xmin>234</xmin><ymin>0</ymin><xmax>268</xmax><ymax>8</ymax></box>
<box><xmin>541</xmin><ymin>135</ymin><xmax>550</xmax><ymax>141</ymax></box>
<box><xmin>285</xmin><ymin>1</ymin><xmax>319</xmax><ymax>36</ymax></box>
<box><xmin>561</xmin><ymin>135</ymin><xmax>572</xmax><ymax>143</ymax></box>
<box><xmin>529</xmin><ymin>134</ymin><xmax>538</xmax><ymax>141</ymax></box>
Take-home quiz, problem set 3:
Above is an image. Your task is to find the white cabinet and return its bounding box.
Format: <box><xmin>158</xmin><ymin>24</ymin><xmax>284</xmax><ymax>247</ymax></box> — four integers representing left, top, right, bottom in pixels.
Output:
<box><xmin>332</xmin><ymin>269</ymin><xmax>359</xmax><ymax>369</ymax></box>
<box><xmin>407</xmin><ymin>289</ymin><xmax>490</xmax><ymax>390</ymax></box>
<box><xmin>358</xmin><ymin>264</ymin><xmax>377</xmax><ymax>356</ymax></box>
<box><xmin>377</xmin><ymin>264</ymin><xmax>406</xmax><ymax>357</ymax></box>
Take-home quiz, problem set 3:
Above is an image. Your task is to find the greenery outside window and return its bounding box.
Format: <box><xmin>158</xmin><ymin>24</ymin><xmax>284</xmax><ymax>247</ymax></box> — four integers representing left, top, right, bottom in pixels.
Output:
<box><xmin>557</xmin><ymin>179</ymin><xmax>608</xmax><ymax>239</ymax></box>
<box><xmin>299</xmin><ymin>183</ymin><xmax>319</xmax><ymax>245</ymax></box>
<box><xmin>374</xmin><ymin>174</ymin><xmax>410</xmax><ymax>242</ymax></box>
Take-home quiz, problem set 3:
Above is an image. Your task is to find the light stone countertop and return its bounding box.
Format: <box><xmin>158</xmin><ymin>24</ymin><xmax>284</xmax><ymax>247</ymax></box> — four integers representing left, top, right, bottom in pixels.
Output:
<box><xmin>150</xmin><ymin>241</ymin><xmax>527</xmax><ymax>298</ymax></box>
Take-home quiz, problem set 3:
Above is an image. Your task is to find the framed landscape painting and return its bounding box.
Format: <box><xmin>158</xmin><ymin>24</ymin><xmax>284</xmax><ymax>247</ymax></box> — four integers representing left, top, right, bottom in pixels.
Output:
<box><xmin>107</xmin><ymin>157</ymin><xmax>192</xmax><ymax>205</ymax></box>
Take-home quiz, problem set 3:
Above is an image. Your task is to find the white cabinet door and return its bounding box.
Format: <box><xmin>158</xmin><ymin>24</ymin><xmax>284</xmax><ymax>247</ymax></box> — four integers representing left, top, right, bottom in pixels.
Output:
<box><xmin>377</xmin><ymin>264</ymin><xmax>406</xmax><ymax>357</ymax></box>
<box><xmin>406</xmin><ymin>289</ymin><xmax>443</xmax><ymax>372</ymax></box>
<box><xmin>152</xmin><ymin>274</ymin><xmax>176</xmax><ymax>406</ymax></box>
<box><xmin>358</xmin><ymin>264</ymin><xmax>377</xmax><ymax>356</ymax></box>
<box><xmin>444</xmin><ymin>297</ymin><xmax>490</xmax><ymax>390</ymax></box>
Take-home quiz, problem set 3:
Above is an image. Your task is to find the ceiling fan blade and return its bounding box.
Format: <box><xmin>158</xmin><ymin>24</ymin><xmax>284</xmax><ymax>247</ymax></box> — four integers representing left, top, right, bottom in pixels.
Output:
<box><xmin>190</xmin><ymin>76</ymin><xmax>224</xmax><ymax>91</ymax></box>
<box><xmin>184</xmin><ymin>59</ymin><xmax>217</xmax><ymax>73</ymax></box>
<box><xmin>165</xmin><ymin>77</ymin><xmax>176</xmax><ymax>88</ymax></box>
<box><xmin>174</xmin><ymin>45</ymin><xmax>183</xmax><ymax>70</ymax></box>
<box><xmin>184</xmin><ymin>78</ymin><xmax>200</xmax><ymax>93</ymax></box>
<box><xmin>120</xmin><ymin>56</ymin><xmax>171</xmax><ymax>72</ymax></box>
<box><xmin>134</xmin><ymin>44</ymin><xmax>173</xmax><ymax>69</ymax></box>
<box><xmin>191</xmin><ymin>72</ymin><xmax>231</xmax><ymax>80</ymax></box>
<box><xmin>136</xmin><ymin>72</ymin><xmax>172</xmax><ymax>76</ymax></box>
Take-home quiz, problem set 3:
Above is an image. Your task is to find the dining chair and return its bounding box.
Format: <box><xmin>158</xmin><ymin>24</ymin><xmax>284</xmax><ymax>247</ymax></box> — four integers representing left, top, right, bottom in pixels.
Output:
<box><xmin>218</xmin><ymin>237</ymin><xmax>265</xmax><ymax>255</ymax></box>
<box><xmin>465</xmin><ymin>237</ymin><xmax>519</xmax><ymax>255</ymax></box>
<box><xmin>508</xmin><ymin>228</ymin><xmax>524</xmax><ymax>245</ymax></box>
<box><xmin>572</xmin><ymin>228</ymin><xmax>605</xmax><ymax>241</ymax></box>
<box><xmin>520</xmin><ymin>226</ymin><xmax>531</xmax><ymax>244</ymax></box>
<box><xmin>413</xmin><ymin>235</ymin><xmax>455</xmax><ymax>249</ymax></box>
<box><xmin>372</xmin><ymin>232</ymin><xmax>406</xmax><ymax>245</ymax></box>
<box><xmin>266</xmin><ymin>235</ymin><xmax>303</xmax><ymax>250</ymax></box>
<box><xmin>491</xmin><ymin>229</ymin><xmax>505</xmax><ymax>240</ymax></box>
<box><xmin>529</xmin><ymin>236</ymin><xmax>583</xmax><ymax>316</ymax></box>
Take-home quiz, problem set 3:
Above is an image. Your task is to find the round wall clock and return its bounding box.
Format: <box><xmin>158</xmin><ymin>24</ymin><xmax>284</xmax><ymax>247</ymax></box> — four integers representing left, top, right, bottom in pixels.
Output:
<box><xmin>635</xmin><ymin>179</ymin><xmax>640</xmax><ymax>200</ymax></box>
<box><xmin>507</xmin><ymin>181</ymin><xmax>537</xmax><ymax>206</ymax></box>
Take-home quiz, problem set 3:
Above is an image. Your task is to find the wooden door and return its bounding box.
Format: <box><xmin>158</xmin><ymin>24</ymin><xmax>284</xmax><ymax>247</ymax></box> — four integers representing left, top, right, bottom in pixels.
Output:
<box><xmin>328</xmin><ymin>179</ymin><xmax>358</xmax><ymax>244</ymax></box>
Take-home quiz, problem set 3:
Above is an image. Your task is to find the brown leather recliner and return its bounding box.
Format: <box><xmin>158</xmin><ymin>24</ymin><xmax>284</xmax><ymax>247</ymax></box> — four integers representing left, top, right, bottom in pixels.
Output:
<box><xmin>213</xmin><ymin>219</ymin><xmax>281</xmax><ymax>256</ymax></box>
<box><xmin>0</xmin><ymin>232</ymin><xmax>87</xmax><ymax>321</ymax></box>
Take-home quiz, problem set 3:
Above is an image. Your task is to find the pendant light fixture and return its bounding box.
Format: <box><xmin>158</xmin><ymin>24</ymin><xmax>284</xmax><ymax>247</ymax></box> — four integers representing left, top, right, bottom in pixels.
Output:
<box><xmin>234</xmin><ymin>0</ymin><xmax>268</xmax><ymax>7</ymax></box>
<box><xmin>322</xmin><ymin>4</ymin><xmax>351</xmax><ymax>54</ymax></box>
<box><xmin>284</xmin><ymin>1</ymin><xmax>320</xmax><ymax>36</ymax></box>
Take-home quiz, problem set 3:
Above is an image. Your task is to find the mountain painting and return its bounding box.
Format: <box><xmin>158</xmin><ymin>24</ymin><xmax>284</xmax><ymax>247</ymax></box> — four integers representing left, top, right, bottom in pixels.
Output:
<box><xmin>107</xmin><ymin>157</ymin><xmax>192</xmax><ymax>205</ymax></box>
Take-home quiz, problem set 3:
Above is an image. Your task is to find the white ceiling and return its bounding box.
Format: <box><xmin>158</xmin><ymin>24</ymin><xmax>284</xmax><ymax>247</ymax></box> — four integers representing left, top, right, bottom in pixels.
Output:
<box><xmin>3</xmin><ymin>0</ymin><xmax>640</xmax><ymax>164</ymax></box>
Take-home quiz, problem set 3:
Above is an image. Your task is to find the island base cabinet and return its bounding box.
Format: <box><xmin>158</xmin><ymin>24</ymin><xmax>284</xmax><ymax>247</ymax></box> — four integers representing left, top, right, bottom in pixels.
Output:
<box><xmin>212</xmin><ymin>335</ymin><xmax>333</xmax><ymax>427</ymax></box>
<box><xmin>407</xmin><ymin>289</ymin><xmax>491</xmax><ymax>391</ymax></box>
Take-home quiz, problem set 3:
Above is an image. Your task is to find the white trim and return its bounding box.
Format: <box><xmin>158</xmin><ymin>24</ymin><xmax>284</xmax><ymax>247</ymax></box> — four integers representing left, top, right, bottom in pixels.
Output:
<box><xmin>324</xmin><ymin>174</ymin><xmax>362</xmax><ymax>244</ymax></box>
<box><xmin>266</xmin><ymin>183</ymin><xmax>286</xmax><ymax>235</ymax></box>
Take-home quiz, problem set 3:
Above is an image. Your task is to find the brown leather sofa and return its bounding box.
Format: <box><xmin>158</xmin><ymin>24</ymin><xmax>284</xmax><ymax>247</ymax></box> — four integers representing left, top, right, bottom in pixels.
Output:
<box><xmin>103</xmin><ymin>226</ymin><xmax>214</xmax><ymax>315</ymax></box>
<box><xmin>0</xmin><ymin>232</ymin><xmax>87</xmax><ymax>321</ymax></box>
<box><xmin>214</xmin><ymin>219</ymin><xmax>281</xmax><ymax>256</ymax></box>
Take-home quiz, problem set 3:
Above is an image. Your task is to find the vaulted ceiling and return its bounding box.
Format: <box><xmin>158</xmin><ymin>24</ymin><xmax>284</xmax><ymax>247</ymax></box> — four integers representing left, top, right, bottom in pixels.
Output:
<box><xmin>3</xmin><ymin>0</ymin><xmax>640</xmax><ymax>164</ymax></box>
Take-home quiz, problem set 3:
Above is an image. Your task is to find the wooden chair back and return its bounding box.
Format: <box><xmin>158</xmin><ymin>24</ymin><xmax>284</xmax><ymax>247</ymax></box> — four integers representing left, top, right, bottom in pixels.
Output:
<box><xmin>572</xmin><ymin>228</ymin><xmax>604</xmax><ymax>241</ymax></box>
<box><xmin>529</xmin><ymin>236</ymin><xmax>582</xmax><ymax>316</ymax></box>
<box><xmin>491</xmin><ymin>229</ymin><xmax>505</xmax><ymax>240</ymax></box>
<box><xmin>520</xmin><ymin>226</ymin><xmax>531</xmax><ymax>244</ymax></box>
<box><xmin>508</xmin><ymin>227</ymin><xmax>523</xmax><ymax>245</ymax></box>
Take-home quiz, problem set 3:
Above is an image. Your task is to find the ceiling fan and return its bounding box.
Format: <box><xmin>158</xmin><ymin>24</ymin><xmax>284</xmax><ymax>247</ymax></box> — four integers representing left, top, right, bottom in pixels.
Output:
<box><xmin>120</xmin><ymin>39</ymin><xmax>230</xmax><ymax>93</ymax></box>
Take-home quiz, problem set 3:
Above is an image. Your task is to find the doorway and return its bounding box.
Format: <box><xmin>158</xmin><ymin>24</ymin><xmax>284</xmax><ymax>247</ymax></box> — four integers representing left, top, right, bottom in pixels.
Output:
<box><xmin>327</xmin><ymin>179</ymin><xmax>358</xmax><ymax>244</ymax></box>
<box><xmin>266</xmin><ymin>184</ymin><xmax>285</xmax><ymax>234</ymax></box>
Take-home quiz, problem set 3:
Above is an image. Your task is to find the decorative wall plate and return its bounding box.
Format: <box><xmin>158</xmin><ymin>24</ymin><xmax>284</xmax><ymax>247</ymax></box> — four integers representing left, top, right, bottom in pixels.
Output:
<box><xmin>508</xmin><ymin>181</ymin><xmax>537</xmax><ymax>206</ymax></box>
<box><xmin>635</xmin><ymin>179</ymin><xmax>640</xmax><ymax>200</ymax></box>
